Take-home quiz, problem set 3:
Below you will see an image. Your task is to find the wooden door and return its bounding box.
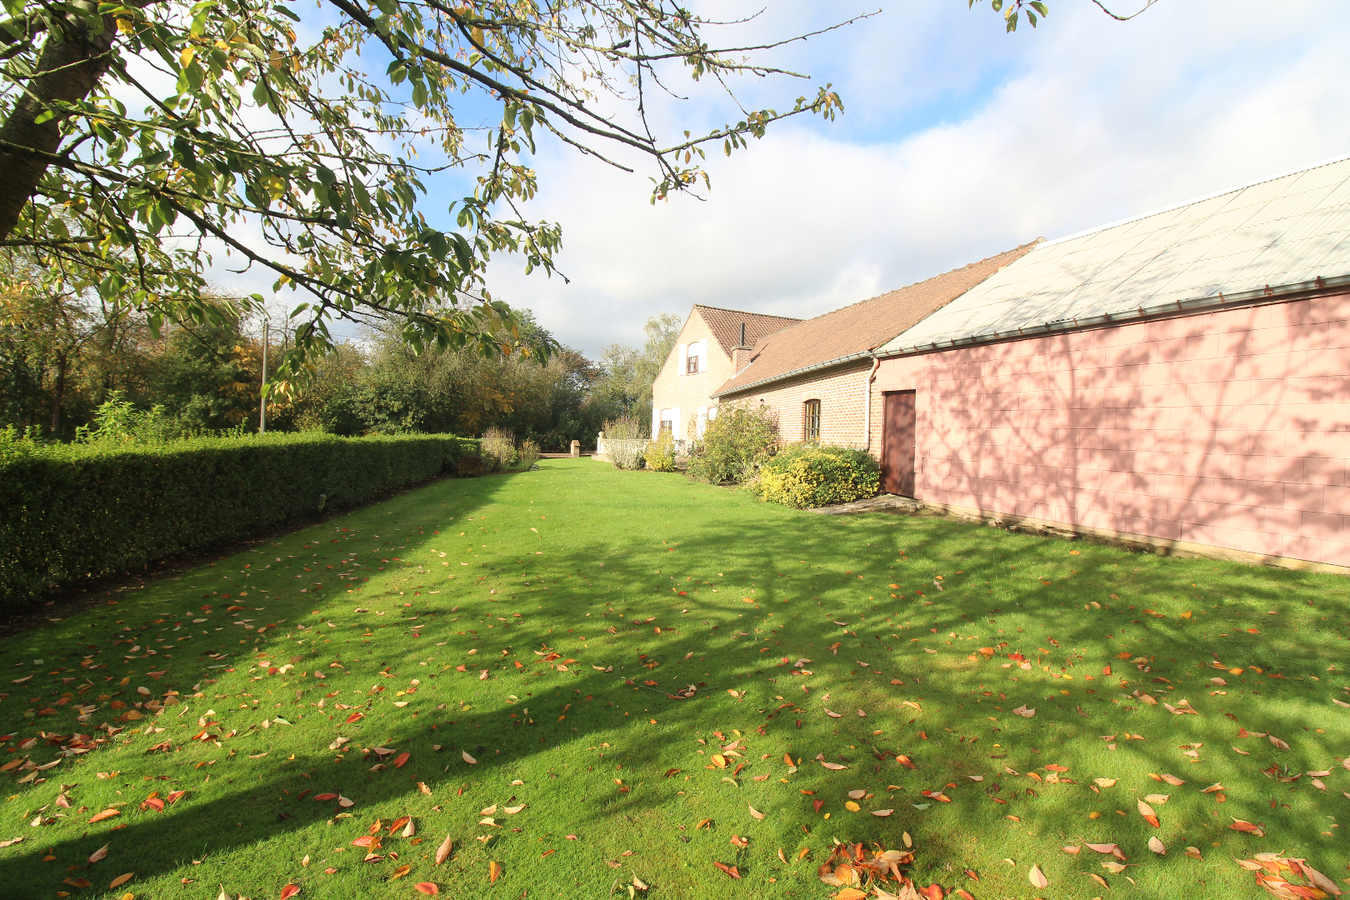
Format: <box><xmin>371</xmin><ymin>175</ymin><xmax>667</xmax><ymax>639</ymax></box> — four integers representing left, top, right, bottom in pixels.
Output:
<box><xmin>881</xmin><ymin>391</ymin><xmax>917</xmax><ymax>496</ymax></box>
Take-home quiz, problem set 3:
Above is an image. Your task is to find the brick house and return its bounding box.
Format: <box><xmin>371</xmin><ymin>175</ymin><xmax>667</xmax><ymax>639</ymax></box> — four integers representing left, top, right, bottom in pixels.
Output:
<box><xmin>710</xmin><ymin>243</ymin><xmax>1038</xmax><ymax>447</ymax></box>
<box><xmin>872</xmin><ymin>155</ymin><xmax>1350</xmax><ymax>569</ymax></box>
<box><xmin>650</xmin><ymin>305</ymin><xmax>800</xmax><ymax>447</ymax></box>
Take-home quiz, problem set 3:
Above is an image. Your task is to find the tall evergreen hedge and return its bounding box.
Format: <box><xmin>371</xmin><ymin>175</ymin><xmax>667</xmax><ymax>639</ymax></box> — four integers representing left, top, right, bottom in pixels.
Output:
<box><xmin>0</xmin><ymin>433</ymin><xmax>477</xmax><ymax>603</ymax></box>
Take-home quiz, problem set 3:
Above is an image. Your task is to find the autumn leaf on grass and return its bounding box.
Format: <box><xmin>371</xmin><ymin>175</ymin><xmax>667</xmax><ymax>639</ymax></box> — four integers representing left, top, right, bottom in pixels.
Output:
<box><xmin>835</xmin><ymin>889</ymin><xmax>868</xmax><ymax>900</ymax></box>
<box><xmin>1137</xmin><ymin>799</ymin><xmax>1160</xmax><ymax>828</ymax></box>
<box><xmin>713</xmin><ymin>861</ymin><xmax>741</xmax><ymax>879</ymax></box>
<box><xmin>1151</xmin><ymin>773</ymin><xmax>1186</xmax><ymax>786</ymax></box>
<box><xmin>1029</xmin><ymin>864</ymin><xmax>1049</xmax><ymax>888</ymax></box>
<box><xmin>390</xmin><ymin>864</ymin><xmax>412</xmax><ymax>880</ymax></box>
<box><xmin>1011</xmin><ymin>705</ymin><xmax>1036</xmax><ymax>718</ymax></box>
<box><xmin>488</xmin><ymin>861</ymin><xmax>503</xmax><ymax>883</ymax></box>
<box><xmin>461</xmin><ymin>750</ymin><xmax>477</xmax><ymax>765</ymax></box>
<box><xmin>393</xmin><ymin>752</ymin><xmax>410</xmax><ymax>769</ymax></box>
<box><xmin>89</xmin><ymin>809</ymin><xmax>120</xmax><ymax>824</ymax></box>
<box><xmin>1230</xmin><ymin>819</ymin><xmax>1266</xmax><ymax>836</ymax></box>
<box><xmin>414</xmin><ymin>884</ymin><xmax>439</xmax><ymax>895</ymax></box>
<box><xmin>279</xmin><ymin>885</ymin><xmax>301</xmax><ymax>900</ymax></box>
<box><xmin>816</xmin><ymin>754</ymin><xmax>848</xmax><ymax>771</ymax></box>
<box><xmin>748</xmin><ymin>804</ymin><xmax>765</xmax><ymax>820</ymax></box>
<box><xmin>435</xmin><ymin>835</ymin><xmax>454</xmax><ymax>865</ymax></box>
<box><xmin>88</xmin><ymin>843</ymin><xmax>109</xmax><ymax>864</ymax></box>
<box><xmin>1148</xmin><ymin>837</ymin><xmax>1167</xmax><ymax>855</ymax></box>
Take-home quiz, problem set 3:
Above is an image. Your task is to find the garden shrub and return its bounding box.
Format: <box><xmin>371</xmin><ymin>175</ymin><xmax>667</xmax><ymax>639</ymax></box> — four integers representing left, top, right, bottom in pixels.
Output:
<box><xmin>516</xmin><ymin>439</ymin><xmax>541</xmax><ymax>471</ymax></box>
<box><xmin>454</xmin><ymin>452</ymin><xmax>488</xmax><ymax>477</ymax></box>
<box><xmin>645</xmin><ymin>429</ymin><xmax>677</xmax><ymax>472</ymax></box>
<box><xmin>686</xmin><ymin>401</ymin><xmax>777</xmax><ymax>484</ymax></box>
<box><xmin>480</xmin><ymin>426</ymin><xmax>517</xmax><ymax>471</ymax></box>
<box><xmin>602</xmin><ymin>415</ymin><xmax>647</xmax><ymax>470</ymax></box>
<box><xmin>0</xmin><ymin>432</ymin><xmax>478</xmax><ymax>603</ymax></box>
<box><xmin>754</xmin><ymin>443</ymin><xmax>880</xmax><ymax>508</ymax></box>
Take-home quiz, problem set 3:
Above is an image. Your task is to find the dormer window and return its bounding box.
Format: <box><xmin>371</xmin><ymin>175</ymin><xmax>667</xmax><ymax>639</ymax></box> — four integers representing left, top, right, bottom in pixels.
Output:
<box><xmin>686</xmin><ymin>354</ymin><xmax>700</xmax><ymax>374</ymax></box>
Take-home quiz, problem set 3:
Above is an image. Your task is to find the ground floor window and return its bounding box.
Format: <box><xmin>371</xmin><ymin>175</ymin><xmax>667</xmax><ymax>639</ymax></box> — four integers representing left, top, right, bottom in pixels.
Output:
<box><xmin>804</xmin><ymin>399</ymin><xmax>821</xmax><ymax>442</ymax></box>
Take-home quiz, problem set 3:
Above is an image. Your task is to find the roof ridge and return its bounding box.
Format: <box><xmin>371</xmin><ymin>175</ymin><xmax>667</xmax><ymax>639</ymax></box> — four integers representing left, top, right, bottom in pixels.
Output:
<box><xmin>745</xmin><ymin>239</ymin><xmax>1042</xmax><ymax>348</ymax></box>
<box><xmin>691</xmin><ymin>303</ymin><xmax>803</xmax><ymax>321</ymax></box>
<box><xmin>1044</xmin><ymin>152</ymin><xmax>1350</xmax><ymax>248</ymax></box>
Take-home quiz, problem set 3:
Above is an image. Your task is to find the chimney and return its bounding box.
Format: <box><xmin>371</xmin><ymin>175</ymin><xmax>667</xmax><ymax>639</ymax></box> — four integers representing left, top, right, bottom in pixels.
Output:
<box><xmin>739</xmin><ymin>322</ymin><xmax>747</xmax><ymax>347</ymax></box>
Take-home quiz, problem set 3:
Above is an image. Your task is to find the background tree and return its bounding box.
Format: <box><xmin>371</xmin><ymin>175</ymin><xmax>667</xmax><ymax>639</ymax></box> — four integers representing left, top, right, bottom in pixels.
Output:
<box><xmin>589</xmin><ymin>312</ymin><xmax>679</xmax><ymax>434</ymax></box>
<box><xmin>0</xmin><ymin>0</ymin><xmax>862</xmax><ymax>382</ymax></box>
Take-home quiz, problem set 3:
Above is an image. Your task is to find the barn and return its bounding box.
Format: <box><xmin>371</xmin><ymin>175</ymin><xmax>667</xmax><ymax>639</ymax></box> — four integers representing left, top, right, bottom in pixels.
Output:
<box><xmin>871</xmin><ymin>156</ymin><xmax>1350</xmax><ymax>569</ymax></box>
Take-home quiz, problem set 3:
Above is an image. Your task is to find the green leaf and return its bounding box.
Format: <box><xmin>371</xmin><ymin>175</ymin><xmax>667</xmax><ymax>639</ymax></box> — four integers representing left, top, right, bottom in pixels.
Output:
<box><xmin>1030</xmin><ymin>1</ymin><xmax>1049</xmax><ymax>15</ymax></box>
<box><xmin>32</xmin><ymin>109</ymin><xmax>56</xmax><ymax>125</ymax></box>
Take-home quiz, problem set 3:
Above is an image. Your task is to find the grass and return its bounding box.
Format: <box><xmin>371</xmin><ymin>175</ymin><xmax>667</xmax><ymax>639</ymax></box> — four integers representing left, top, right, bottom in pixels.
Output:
<box><xmin>1</xmin><ymin>457</ymin><xmax>1348</xmax><ymax>900</ymax></box>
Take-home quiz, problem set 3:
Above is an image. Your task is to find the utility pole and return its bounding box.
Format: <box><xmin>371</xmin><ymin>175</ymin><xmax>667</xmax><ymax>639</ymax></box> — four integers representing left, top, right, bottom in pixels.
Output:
<box><xmin>259</xmin><ymin>312</ymin><xmax>269</xmax><ymax>434</ymax></box>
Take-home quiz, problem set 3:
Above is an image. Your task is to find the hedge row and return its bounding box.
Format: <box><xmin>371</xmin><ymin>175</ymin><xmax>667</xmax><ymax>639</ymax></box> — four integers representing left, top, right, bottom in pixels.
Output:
<box><xmin>0</xmin><ymin>433</ymin><xmax>478</xmax><ymax>603</ymax></box>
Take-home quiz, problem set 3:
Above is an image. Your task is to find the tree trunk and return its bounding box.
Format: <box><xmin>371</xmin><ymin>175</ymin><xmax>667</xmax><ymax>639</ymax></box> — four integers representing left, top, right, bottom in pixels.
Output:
<box><xmin>0</xmin><ymin>6</ymin><xmax>117</xmax><ymax>241</ymax></box>
<box><xmin>50</xmin><ymin>350</ymin><xmax>69</xmax><ymax>437</ymax></box>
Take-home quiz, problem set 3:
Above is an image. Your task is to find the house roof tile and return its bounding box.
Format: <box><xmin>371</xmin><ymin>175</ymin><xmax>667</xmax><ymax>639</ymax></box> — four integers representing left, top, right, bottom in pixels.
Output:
<box><xmin>713</xmin><ymin>241</ymin><xmax>1040</xmax><ymax>396</ymax></box>
<box><xmin>694</xmin><ymin>305</ymin><xmax>802</xmax><ymax>356</ymax></box>
<box><xmin>879</xmin><ymin>154</ymin><xmax>1350</xmax><ymax>356</ymax></box>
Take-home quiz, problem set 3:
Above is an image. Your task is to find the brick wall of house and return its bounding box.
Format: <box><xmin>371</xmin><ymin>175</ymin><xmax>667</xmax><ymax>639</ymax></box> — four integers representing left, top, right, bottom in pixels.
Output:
<box><xmin>650</xmin><ymin>311</ymin><xmax>739</xmax><ymax>442</ymax></box>
<box><xmin>874</xmin><ymin>292</ymin><xmax>1350</xmax><ymax>567</ymax></box>
<box><xmin>720</xmin><ymin>360</ymin><xmax>876</xmax><ymax>448</ymax></box>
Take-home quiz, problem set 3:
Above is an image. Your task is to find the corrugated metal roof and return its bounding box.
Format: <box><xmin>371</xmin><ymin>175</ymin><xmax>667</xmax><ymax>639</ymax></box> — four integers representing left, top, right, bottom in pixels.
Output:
<box><xmin>879</xmin><ymin>154</ymin><xmax>1350</xmax><ymax>355</ymax></box>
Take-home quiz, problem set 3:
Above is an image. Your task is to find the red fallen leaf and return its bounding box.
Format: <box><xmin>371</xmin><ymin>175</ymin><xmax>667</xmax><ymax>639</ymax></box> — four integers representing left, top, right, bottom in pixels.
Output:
<box><xmin>393</xmin><ymin>752</ymin><xmax>410</xmax><ymax>769</ymax></box>
<box><xmin>918</xmin><ymin>885</ymin><xmax>945</xmax><ymax>899</ymax></box>
<box><xmin>141</xmin><ymin>797</ymin><xmax>165</xmax><ymax>812</ymax></box>
<box><xmin>896</xmin><ymin>754</ymin><xmax>917</xmax><ymax>769</ymax></box>
<box><xmin>414</xmin><ymin>884</ymin><xmax>439</xmax><ymax>895</ymax></box>
<box><xmin>1230</xmin><ymin>819</ymin><xmax>1266</xmax><ymax>836</ymax></box>
<box><xmin>280</xmin><ymin>885</ymin><xmax>300</xmax><ymax>900</ymax></box>
<box><xmin>955</xmin><ymin>891</ymin><xmax>977</xmax><ymax>900</ymax></box>
<box><xmin>314</xmin><ymin>793</ymin><xmax>338</xmax><ymax>802</ymax></box>
<box><xmin>352</xmin><ymin>836</ymin><xmax>382</xmax><ymax>848</ymax></box>
<box><xmin>455</xmin><ymin>665</ymin><xmax>468</xmax><ymax>672</ymax></box>
<box><xmin>64</xmin><ymin>878</ymin><xmax>93</xmax><ymax>888</ymax></box>
<box><xmin>346</xmin><ymin>713</ymin><xmax>363</xmax><ymax>724</ymax></box>
<box><xmin>388</xmin><ymin>816</ymin><xmax>410</xmax><ymax>834</ymax></box>
<box><xmin>713</xmin><ymin>861</ymin><xmax>741</xmax><ymax>879</ymax></box>
<box><xmin>167</xmin><ymin>790</ymin><xmax>188</xmax><ymax>804</ymax></box>
<box><xmin>813</xmin><ymin>800</ymin><xmax>825</xmax><ymax>814</ymax></box>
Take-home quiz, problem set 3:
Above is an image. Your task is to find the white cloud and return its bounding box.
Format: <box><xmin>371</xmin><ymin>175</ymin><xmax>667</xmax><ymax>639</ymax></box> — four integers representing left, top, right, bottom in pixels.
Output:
<box><xmin>479</xmin><ymin>0</ymin><xmax>1350</xmax><ymax>355</ymax></box>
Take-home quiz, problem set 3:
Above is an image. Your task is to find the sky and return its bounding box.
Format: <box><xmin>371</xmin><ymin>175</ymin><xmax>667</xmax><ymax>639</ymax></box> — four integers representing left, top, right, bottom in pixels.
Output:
<box><xmin>466</xmin><ymin>0</ymin><xmax>1350</xmax><ymax>356</ymax></box>
<box><xmin>198</xmin><ymin>0</ymin><xmax>1350</xmax><ymax>357</ymax></box>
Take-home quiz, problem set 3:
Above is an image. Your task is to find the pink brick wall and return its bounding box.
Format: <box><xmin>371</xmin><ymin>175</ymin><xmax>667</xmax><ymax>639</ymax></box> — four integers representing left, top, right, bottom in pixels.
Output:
<box><xmin>874</xmin><ymin>293</ymin><xmax>1350</xmax><ymax>567</ymax></box>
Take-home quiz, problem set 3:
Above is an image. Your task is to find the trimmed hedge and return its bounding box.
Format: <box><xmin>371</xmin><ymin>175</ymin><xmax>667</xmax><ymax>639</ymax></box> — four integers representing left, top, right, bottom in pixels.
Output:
<box><xmin>0</xmin><ymin>433</ymin><xmax>478</xmax><ymax>603</ymax></box>
<box><xmin>754</xmin><ymin>444</ymin><xmax>880</xmax><ymax>509</ymax></box>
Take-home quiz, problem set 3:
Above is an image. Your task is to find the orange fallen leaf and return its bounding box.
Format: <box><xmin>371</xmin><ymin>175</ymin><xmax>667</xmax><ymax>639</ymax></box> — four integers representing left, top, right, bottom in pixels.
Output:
<box><xmin>1029</xmin><ymin>863</ymin><xmax>1049</xmax><ymax>888</ymax></box>
<box><xmin>393</xmin><ymin>752</ymin><xmax>410</xmax><ymax>769</ymax></box>
<box><xmin>280</xmin><ymin>885</ymin><xmax>300</xmax><ymax>900</ymax></box>
<box><xmin>488</xmin><ymin>861</ymin><xmax>503</xmax><ymax>883</ymax></box>
<box><xmin>110</xmin><ymin>872</ymin><xmax>133</xmax><ymax>889</ymax></box>
<box><xmin>748</xmin><ymin>804</ymin><xmax>765</xmax><ymax>820</ymax></box>
<box><xmin>435</xmin><ymin>835</ymin><xmax>454</xmax><ymax>865</ymax></box>
<box><xmin>713</xmin><ymin>861</ymin><xmax>741</xmax><ymax>879</ymax></box>
<box><xmin>390</xmin><ymin>864</ymin><xmax>411</xmax><ymax>879</ymax></box>
<box><xmin>414</xmin><ymin>884</ymin><xmax>439</xmax><ymax>895</ymax></box>
<box><xmin>89</xmin><ymin>809</ymin><xmax>120</xmax><ymax>824</ymax></box>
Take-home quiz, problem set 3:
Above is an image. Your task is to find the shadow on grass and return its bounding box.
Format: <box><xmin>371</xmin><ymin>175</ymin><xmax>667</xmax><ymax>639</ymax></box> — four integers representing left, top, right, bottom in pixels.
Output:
<box><xmin>0</xmin><ymin>461</ymin><xmax>1346</xmax><ymax>895</ymax></box>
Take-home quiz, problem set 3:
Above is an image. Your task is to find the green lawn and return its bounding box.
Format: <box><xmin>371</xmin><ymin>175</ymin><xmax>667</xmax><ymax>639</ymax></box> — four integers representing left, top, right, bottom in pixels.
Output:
<box><xmin>1</xmin><ymin>458</ymin><xmax>1348</xmax><ymax>900</ymax></box>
